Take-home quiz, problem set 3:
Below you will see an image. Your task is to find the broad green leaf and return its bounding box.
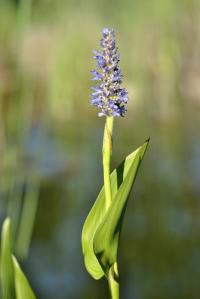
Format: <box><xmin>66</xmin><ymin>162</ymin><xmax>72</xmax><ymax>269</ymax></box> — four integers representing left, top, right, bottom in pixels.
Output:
<box><xmin>82</xmin><ymin>140</ymin><xmax>149</xmax><ymax>279</ymax></box>
<box><xmin>93</xmin><ymin>140</ymin><xmax>149</xmax><ymax>276</ymax></box>
<box><xmin>12</xmin><ymin>256</ymin><xmax>36</xmax><ymax>299</ymax></box>
<box><xmin>0</xmin><ymin>218</ymin><xmax>16</xmax><ymax>299</ymax></box>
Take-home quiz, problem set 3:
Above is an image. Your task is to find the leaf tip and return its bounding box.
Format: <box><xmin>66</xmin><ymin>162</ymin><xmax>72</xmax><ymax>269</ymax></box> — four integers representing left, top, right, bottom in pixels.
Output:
<box><xmin>1</xmin><ymin>217</ymin><xmax>12</xmax><ymax>243</ymax></box>
<box><xmin>145</xmin><ymin>137</ymin><xmax>151</xmax><ymax>143</ymax></box>
<box><xmin>2</xmin><ymin>217</ymin><xmax>11</xmax><ymax>231</ymax></box>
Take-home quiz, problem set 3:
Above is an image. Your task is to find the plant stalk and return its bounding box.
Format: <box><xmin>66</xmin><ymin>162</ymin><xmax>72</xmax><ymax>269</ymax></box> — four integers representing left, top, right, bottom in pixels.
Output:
<box><xmin>102</xmin><ymin>116</ymin><xmax>114</xmax><ymax>211</ymax></box>
<box><xmin>102</xmin><ymin>116</ymin><xmax>120</xmax><ymax>299</ymax></box>
<box><xmin>108</xmin><ymin>263</ymin><xmax>119</xmax><ymax>299</ymax></box>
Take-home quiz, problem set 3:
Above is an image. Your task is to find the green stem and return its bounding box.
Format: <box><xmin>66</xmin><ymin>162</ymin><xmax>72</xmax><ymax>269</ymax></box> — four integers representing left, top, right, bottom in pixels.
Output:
<box><xmin>15</xmin><ymin>178</ymin><xmax>40</xmax><ymax>259</ymax></box>
<box><xmin>102</xmin><ymin>116</ymin><xmax>120</xmax><ymax>299</ymax></box>
<box><xmin>102</xmin><ymin>116</ymin><xmax>114</xmax><ymax>210</ymax></box>
<box><xmin>108</xmin><ymin>263</ymin><xmax>120</xmax><ymax>299</ymax></box>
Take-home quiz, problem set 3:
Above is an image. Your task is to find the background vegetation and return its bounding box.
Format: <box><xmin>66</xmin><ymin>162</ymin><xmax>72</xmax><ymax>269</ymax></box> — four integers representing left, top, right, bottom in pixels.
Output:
<box><xmin>0</xmin><ymin>0</ymin><xmax>200</xmax><ymax>298</ymax></box>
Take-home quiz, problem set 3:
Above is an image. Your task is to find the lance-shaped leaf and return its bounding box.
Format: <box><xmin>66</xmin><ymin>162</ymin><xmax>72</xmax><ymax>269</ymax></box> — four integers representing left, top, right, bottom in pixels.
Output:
<box><xmin>0</xmin><ymin>218</ymin><xmax>16</xmax><ymax>299</ymax></box>
<box><xmin>0</xmin><ymin>218</ymin><xmax>36</xmax><ymax>299</ymax></box>
<box><xmin>82</xmin><ymin>140</ymin><xmax>149</xmax><ymax>279</ymax></box>
<box><xmin>93</xmin><ymin>140</ymin><xmax>149</xmax><ymax>276</ymax></box>
<box><xmin>12</xmin><ymin>256</ymin><xmax>36</xmax><ymax>299</ymax></box>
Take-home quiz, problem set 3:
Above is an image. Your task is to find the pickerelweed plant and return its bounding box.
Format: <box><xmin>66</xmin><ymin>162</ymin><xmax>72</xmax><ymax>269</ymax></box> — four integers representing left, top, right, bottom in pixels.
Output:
<box><xmin>82</xmin><ymin>28</ymin><xmax>149</xmax><ymax>299</ymax></box>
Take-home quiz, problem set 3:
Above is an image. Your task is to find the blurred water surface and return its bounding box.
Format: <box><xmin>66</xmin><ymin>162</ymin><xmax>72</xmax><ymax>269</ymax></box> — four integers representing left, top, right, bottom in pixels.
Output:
<box><xmin>0</xmin><ymin>0</ymin><xmax>200</xmax><ymax>298</ymax></box>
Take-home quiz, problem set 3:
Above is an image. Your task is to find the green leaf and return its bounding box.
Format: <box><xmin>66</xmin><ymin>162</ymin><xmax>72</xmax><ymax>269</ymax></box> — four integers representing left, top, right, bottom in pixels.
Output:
<box><xmin>0</xmin><ymin>218</ymin><xmax>36</xmax><ymax>299</ymax></box>
<box><xmin>0</xmin><ymin>218</ymin><xmax>16</xmax><ymax>299</ymax></box>
<box><xmin>82</xmin><ymin>140</ymin><xmax>149</xmax><ymax>279</ymax></box>
<box><xmin>94</xmin><ymin>140</ymin><xmax>149</xmax><ymax>276</ymax></box>
<box><xmin>12</xmin><ymin>256</ymin><xmax>36</xmax><ymax>299</ymax></box>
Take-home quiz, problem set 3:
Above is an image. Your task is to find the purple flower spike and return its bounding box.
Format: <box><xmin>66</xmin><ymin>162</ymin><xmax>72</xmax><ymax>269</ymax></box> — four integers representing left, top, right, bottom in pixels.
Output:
<box><xmin>90</xmin><ymin>28</ymin><xmax>128</xmax><ymax>117</ymax></box>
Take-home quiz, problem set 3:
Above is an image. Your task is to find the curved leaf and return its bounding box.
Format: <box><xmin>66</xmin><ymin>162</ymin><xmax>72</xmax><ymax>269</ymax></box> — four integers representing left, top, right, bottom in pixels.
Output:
<box><xmin>82</xmin><ymin>140</ymin><xmax>149</xmax><ymax>279</ymax></box>
<box><xmin>0</xmin><ymin>218</ymin><xmax>36</xmax><ymax>299</ymax></box>
<box><xmin>93</xmin><ymin>140</ymin><xmax>149</xmax><ymax>276</ymax></box>
<box><xmin>0</xmin><ymin>218</ymin><xmax>16</xmax><ymax>299</ymax></box>
<box><xmin>12</xmin><ymin>256</ymin><xmax>36</xmax><ymax>299</ymax></box>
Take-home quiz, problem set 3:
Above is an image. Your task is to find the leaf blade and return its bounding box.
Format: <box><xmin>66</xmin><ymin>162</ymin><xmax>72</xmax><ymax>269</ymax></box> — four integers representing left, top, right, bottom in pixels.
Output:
<box><xmin>82</xmin><ymin>140</ymin><xmax>149</xmax><ymax>279</ymax></box>
<box><xmin>0</xmin><ymin>218</ymin><xmax>16</xmax><ymax>299</ymax></box>
<box><xmin>93</xmin><ymin>140</ymin><xmax>149</xmax><ymax>276</ymax></box>
<box><xmin>12</xmin><ymin>256</ymin><xmax>36</xmax><ymax>299</ymax></box>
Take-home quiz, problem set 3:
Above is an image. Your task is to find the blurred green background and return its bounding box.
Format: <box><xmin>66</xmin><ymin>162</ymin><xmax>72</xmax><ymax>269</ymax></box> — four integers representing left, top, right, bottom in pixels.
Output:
<box><xmin>0</xmin><ymin>0</ymin><xmax>200</xmax><ymax>298</ymax></box>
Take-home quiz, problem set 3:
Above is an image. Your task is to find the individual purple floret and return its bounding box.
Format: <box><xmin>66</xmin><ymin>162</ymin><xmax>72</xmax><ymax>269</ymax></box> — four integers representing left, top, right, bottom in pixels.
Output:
<box><xmin>91</xmin><ymin>28</ymin><xmax>128</xmax><ymax>117</ymax></box>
